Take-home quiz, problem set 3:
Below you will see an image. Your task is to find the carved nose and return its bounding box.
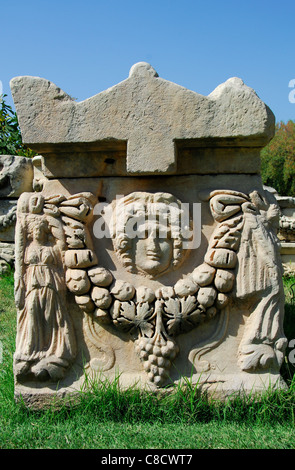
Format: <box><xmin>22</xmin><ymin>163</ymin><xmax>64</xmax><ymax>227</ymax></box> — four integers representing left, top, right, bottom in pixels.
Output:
<box><xmin>146</xmin><ymin>234</ymin><xmax>159</xmax><ymax>253</ymax></box>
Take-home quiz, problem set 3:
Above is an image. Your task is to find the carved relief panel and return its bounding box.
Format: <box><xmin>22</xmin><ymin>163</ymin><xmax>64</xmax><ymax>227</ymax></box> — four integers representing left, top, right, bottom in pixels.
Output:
<box><xmin>13</xmin><ymin>180</ymin><xmax>287</xmax><ymax>394</ymax></box>
<box><xmin>10</xmin><ymin>63</ymin><xmax>287</xmax><ymax>402</ymax></box>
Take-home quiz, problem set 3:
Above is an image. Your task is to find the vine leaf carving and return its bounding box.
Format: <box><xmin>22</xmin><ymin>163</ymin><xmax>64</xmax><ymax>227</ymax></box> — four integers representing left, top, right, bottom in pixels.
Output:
<box><xmin>163</xmin><ymin>295</ymin><xmax>203</xmax><ymax>336</ymax></box>
<box><xmin>114</xmin><ymin>301</ymin><xmax>155</xmax><ymax>337</ymax></box>
<box><xmin>135</xmin><ymin>302</ymin><xmax>155</xmax><ymax>337</ymax></box>
<box><xmin>181</xmin><ymin>296</ymin><xmax>198</xmax><ymax>315</ymax></box>
<box><xmin>114</xmin><ymin>302</ymin><xmax>136</xmax><ymax>332</ymax></box>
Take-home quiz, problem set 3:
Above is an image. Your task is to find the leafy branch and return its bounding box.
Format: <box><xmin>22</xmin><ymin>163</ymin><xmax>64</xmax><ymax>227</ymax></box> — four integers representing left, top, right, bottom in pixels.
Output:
<box><xmin>0</xmin><ymin>94</ymin><xmax>36</xmax><ymax>158</ymax></box>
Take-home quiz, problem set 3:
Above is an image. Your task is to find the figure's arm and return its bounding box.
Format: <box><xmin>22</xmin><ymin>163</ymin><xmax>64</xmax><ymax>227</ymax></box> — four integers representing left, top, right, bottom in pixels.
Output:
<box><xmin>47</xmin><ymin>215</ymin><xmax>67</xmax><ymax>267</ymax></box>
<box><xmin>14</xmin><ymin>215</ymin><xmax>26</xmax><ymax>310</ymax></box>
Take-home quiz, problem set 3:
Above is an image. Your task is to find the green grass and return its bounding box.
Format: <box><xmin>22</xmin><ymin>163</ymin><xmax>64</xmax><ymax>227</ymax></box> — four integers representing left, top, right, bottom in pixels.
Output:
<box><xmin>1</xmin><ymin>270</ymin><xmax>295</xmax><ymax>449</ymax></box>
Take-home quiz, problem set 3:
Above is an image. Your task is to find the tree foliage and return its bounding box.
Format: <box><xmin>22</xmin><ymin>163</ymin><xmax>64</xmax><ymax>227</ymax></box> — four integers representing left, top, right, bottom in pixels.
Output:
<box><xmin>261</xmin><ymin>120</ymin><xmax>295</xmax><ymax>197</ymax></box>
<box><xmin>0</xmin><ymin>94</ymin><xmax>36</xmax><ymax>158</ymax></box>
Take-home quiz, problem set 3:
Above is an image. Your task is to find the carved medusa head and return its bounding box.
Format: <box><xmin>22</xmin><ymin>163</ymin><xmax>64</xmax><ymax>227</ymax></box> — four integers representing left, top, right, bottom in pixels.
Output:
<box><xmin>111</xmin><ymin>192</ymin><xmax>191</xmax><ymax>278</ymax></box>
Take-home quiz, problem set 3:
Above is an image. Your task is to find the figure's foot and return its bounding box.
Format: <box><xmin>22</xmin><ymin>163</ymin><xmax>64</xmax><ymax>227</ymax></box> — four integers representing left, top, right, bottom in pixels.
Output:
<box><xmin>14</xmin><ymin>360</ymin><xmax>32</xmax><ymax>381</ymax></box>
<box><xmin>30</xmin><ymin>364</ymin><xmax>50</xmax><ymax>382</ymax></box>
<box><xmin>31</xmin><ymin>356</ymin><xmax>69</xmax><ymax>382</ymax></box>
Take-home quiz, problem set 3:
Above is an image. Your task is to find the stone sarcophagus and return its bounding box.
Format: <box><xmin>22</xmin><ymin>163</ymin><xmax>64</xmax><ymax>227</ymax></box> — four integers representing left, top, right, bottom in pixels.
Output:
<box><xmin>10</xmin><ymin>62</ymin><xmax>287</xmax><ymax>405</ymax></box>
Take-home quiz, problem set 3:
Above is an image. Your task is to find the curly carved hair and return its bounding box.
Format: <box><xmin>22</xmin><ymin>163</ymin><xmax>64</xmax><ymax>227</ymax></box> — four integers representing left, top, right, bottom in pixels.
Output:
<box><xmin>25</xmin><ymin>214</ymin><xmax>52</xmax><ymax>243</ymax></box>
<box><xmin>111</xmin><ymin>192</ymin><xmax>191</xmax><ymax>275</ymax></box>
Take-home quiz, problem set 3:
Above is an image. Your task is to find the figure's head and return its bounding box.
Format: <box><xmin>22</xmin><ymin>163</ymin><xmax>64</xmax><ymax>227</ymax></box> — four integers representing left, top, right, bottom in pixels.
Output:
<box><xmin>111</xmin><ymin>192</ymin><xmax>190</xmax><ymax>278</ymax></box>
<box><xmin>27</xmin><ymin>215</ymin><xmax>50</xmax><ymax>242</ymax></box>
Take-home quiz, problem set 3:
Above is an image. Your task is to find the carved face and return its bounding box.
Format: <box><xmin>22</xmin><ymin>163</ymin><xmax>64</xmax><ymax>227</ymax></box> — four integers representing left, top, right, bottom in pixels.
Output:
<box><xmin>111</xmin><ymin>191</ymin><xmax>190</xmax><ymax>277</ymax></box>
<box><xmin>33</xmin><ymin>224</ymin><xmax>47</xmax><ymax>242</ymax></box>
<box><xmin>29</xmin><ymin>218</ymin><xmax>49</xmax><ymax>243</ymax></box>
<box><xmin>133</xmin><ymin>228</ymin><xmax>173</xmax><ymax>276</ymax></box>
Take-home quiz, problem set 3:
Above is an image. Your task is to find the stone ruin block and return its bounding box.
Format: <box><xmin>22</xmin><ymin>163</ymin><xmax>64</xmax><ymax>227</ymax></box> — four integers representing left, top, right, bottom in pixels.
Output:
<box><xmin>0</xmin><ymin>155</ymin><xmax>34</xmax><ymax>272</ymax></box>
<box><xmin>275</xmin><ymin>192</ymin><xmax>295</xmax><ymax>275</ymax></box>
<box><xmin>10</xmin><ymin>62</ymin><xmax>287</xmax><ymax>406</ymax></box>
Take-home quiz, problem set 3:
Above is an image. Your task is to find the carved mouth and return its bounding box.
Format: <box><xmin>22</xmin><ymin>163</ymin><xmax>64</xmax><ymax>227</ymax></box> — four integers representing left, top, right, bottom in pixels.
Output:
<box><xmin>146</xmin><ymin>252</ymin><xmax>161</xmax><ymax>260</ymax></box>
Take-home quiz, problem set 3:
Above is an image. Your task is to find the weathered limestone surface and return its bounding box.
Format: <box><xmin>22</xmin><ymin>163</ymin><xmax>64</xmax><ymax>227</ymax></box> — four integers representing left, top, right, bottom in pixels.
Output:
<box><xmin>11</xmin><ymin>62</ymin><xmax>274</xmax><ymax>174</ymax></box>
<box><xmin>10</xmin><ymin>63</ymin><xmax>287</xmax><ymax>407</ymax></box>
<box><xmin>0</xmin><ymin>155</ymin><xmax>34</xmax><ymax>272</ymax></box>
<box><xmin>0</xmin><ymin>155</ymin><xmax>33</xmax><ymax>197</ymax></box>
<box><xmin>265</xmin><ymin>186</ymin><xmax>295</xmax><ymax>275</ymax></box>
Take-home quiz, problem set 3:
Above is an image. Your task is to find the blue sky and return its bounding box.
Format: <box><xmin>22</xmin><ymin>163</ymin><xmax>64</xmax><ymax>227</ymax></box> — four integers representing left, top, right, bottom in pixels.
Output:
<box><xmin>1</xmin><ymin>0</ymin><xmax>294</xmax><ymax>123</ymax></box>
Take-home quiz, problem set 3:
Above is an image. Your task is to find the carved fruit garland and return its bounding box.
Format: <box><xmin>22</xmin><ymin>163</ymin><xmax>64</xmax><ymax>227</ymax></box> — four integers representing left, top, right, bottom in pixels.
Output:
<box><xmin>47</xmin><ymin>189</ymin><xmax>250</xmax><ymax>386</ymax></box>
